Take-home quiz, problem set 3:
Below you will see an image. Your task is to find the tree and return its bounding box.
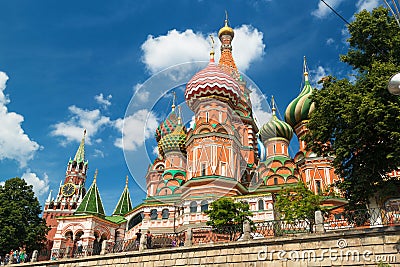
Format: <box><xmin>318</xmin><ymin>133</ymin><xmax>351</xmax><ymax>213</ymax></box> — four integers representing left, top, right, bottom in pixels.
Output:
<box><xmin>274</xmin><ymin>182</ymin><xmax>322</xmax><ymax>231</ymax></box>
<box><xmin>204</xmin><ymin>197</ymin><xmax>253</xmax><ymax>240</ymax></box>
<box><xmin>304</xmin><ymin>6</ymin><xmax>400</xmax><ymax>209</ymax></box>
<box><xmin>0</xmin><ymin>178</ymin><xmax>49</xmax><ymax>256</ymax></box>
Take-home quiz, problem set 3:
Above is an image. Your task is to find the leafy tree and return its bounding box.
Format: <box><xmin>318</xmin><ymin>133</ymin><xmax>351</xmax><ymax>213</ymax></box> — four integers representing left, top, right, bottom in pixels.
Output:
<box><xmin>204</xmin><ymin>197</ymin><xmax>253</xmax><ymax>240</ymax></box>
<box><xmin>275</xmin><ymin>182</ymin><xmax>322</xmax><ymax>231</ymax></box>
<box><xmin>0</xmin><ymin>178</ymin><xmax>49</xmax><ymax>256</ymax></box>
<box><xmin>304</xmin><ymin>6</ymin><xmax>400</xmax><ymax>209</ymax></box>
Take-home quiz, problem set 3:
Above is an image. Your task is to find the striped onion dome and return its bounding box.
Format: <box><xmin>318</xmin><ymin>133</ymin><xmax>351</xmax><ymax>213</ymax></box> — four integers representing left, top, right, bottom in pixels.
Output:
<box><xmin>159</xmin><ymin>124</ymin><xmax>187</xmax><ymax>157</ymax></box>
<box><xmin>185</xmin><ymin>57</ymin><xmax>240</xmax><ymax>109</ymax></box>
<box><xmin>155</xmin><ymin>109</ymin><xmax>178</xmax><ymax>142</ymax></box>
<box><xmin>259</xmin><ymin>105</ymin><xmax>293</xmax><ymax>142</ymax></box>
<box><xmin>284</xmin><ymin>70</ymin><xmax>315</xmax><ymax>127</ymax></box>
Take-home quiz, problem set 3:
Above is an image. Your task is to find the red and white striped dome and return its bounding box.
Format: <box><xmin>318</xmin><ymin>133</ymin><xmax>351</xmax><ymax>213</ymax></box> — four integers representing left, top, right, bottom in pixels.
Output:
<box><xmin>185</xmin><ymin>60</ymin><xmax>240</xmax><ymax>109</ymax></box>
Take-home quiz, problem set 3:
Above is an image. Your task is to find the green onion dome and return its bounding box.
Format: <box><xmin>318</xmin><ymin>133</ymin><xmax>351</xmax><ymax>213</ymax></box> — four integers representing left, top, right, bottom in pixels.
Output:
<box><xmin>284</xmin><ymin>71</ymin><xmax>315</xmax><ymax>127</ymax></box>
<box><xmin>158</xmin><ymin>124</ymin><xmax>187</xmax><ymax>157</ymax></box>
<box><xmin>259</xmin><ymin>104</ymin><xmax>293</xmax><ymax>142</ymax></box>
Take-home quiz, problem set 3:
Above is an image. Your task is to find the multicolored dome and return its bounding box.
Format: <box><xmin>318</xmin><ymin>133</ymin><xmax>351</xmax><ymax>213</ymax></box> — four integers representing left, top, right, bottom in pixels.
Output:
<box><xmin>155</xmin><ymin>109</ymin><xmax>178</xmax><ymax>142</ymax></box>
<box><xmin>158</xmin><ymin>125</ymin><xmax>187</xmax><ymax>157</ymax></box>
<box><xmin>259</xmin><ymin>103</ymin><xmax>293</xmax><ymax>142</ymax></box>
<box><xmin>185</xmin><ymin>59</ymin><xmax>240</xmax><ymax>108</ymax></box>
<box><xmin>284</xmin><ymin>71</ymin><xmax>315</xmax><ymax>127</ymax></box>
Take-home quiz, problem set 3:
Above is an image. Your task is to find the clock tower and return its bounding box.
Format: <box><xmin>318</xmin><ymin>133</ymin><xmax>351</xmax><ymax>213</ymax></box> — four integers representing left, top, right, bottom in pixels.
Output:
<box><xmin>43</xmin><ymin>130</ymin><xmax>89</xmax><ymax>246</ymax></box>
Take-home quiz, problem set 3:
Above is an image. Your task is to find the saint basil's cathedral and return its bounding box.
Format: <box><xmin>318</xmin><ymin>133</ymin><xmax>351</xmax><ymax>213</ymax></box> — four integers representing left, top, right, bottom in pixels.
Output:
<box><xmin>42</xmin><ymin>18</ymin><xmax>345</xmax><ymax>252</ymax></box>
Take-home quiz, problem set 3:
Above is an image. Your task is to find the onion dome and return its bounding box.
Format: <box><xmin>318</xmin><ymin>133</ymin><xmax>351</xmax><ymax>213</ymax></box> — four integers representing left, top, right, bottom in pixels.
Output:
<box><xmin>218</xmin><ymin>13</ymin><xmax>234</xmax><ymax>39</ymax></box>
<box><xmin>284</xmin><ymin>57</ymin><xmax>315</xmax><ymax>127</ymax></box>
<box><xmin>159</xmin><ymin>124</ymin><xmax>187</xmax><ymax>157</ymax></box>
<box><xmin>185</xmin><ymin>56</ymin><xmax>240</xmax><ymax>109</ymax></box>
<box><xmin>259</xmin><ymin>97</ymin><xmax>293</xmax><ymax>142</ymax></box>
<box><xmin>155</xmin><ymin>96</ymin><xmax>178</xmax><ymax>142</ymax></box>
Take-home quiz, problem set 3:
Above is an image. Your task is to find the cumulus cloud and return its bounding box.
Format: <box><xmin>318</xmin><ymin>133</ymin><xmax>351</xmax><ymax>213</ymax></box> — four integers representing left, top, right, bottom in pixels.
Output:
<box><xmin>94</xmin><ymin>93</ymin><xmax>112</xmax><ymax>108</ymax></box>
<box><xmin>114</xmin><ymin>109</ymin><xmax>159</xmax><ymax>151</ymax></box>
<box><xmin>312</xmin><ymin>0</ymin><xmax>345</xmax><ymax>19</ymax></box>
<box><xmin>310</xmin><ymin>66</ymin><xmax>330</xmax><ymax>88</ymax></box>
<box><xmin>21</xmin><ymin>170</ymin><xmax>49</xmax><ymax>197</ymax></box>
<box><xmin>51</xmin><ymin>105</ymin><xmax>111</xmax><ymax>145</ymax></box>
<box><xmin>326</xmin><ymin>38</ymin><xmax>335</xmax><ymax>45</ymax></box>
<box><xmin>356</xmin><ymin>0</ymin><xmax>380</xmax><ymax>12</ymax></box>
<box><xmin>0</xmin><ymin>72</ymin><xmax>41</xmax><ymax>167</ymax></box>
<box><xmin>141</xmin><ymin>25</ymin><xmax>265</xmax><ymax>74</ymax></box>
<box><xmin>93</xmin><ymin>149</ymin><xmax>105</xmax><ymax>158</ymax></box>
<box><xmin>249</xmin><ymin>88</ymin><xmax>272</xmax><ymax>128</ymax></box>
<box><xmin>133</xmin><ymin>83</ymin><xmax>150</xmax><ymax>103</ymax></box>
<box><xmin>231</xmin><ymin>25</ymin><xmax>265</xmax><ymax>71</ymax></box>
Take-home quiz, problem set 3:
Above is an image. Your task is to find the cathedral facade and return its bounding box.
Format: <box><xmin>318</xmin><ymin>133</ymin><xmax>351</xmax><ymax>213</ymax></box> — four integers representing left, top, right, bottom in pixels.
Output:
<box><xmin>43</xmin><ymin>18</ymin><xmax>343</xmax><ymax>252</ymax></box>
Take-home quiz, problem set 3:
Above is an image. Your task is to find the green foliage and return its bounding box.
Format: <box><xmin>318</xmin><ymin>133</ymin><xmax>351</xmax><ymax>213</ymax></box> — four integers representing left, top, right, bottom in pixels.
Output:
<box><xmin>0</xmin><ymin>178</ymin><xmax>49</xmax><ymax>256</ymax></box>
<box><xmin>275</xmin><ymin>182</ymin><xmax>322</xmax><ymax>225</ymax></box>
<box><xmin>204</xmin><ymin>197</ymin><xmax>253</xmax><ymax>228</ymax></box>
<box><xmin>304</xmin><ymin>6</ymin><xmax>400</xmax><ymax>209</ymax></box>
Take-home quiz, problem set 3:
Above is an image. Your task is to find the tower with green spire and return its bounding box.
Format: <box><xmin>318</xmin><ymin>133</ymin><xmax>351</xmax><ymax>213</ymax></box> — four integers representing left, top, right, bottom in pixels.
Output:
<box><xmin>75</xmin><ymin>169</ymin><xmax>105</xmax><ymax>217</ymax></box>
<box><xmin>112</xmin><ymin>176</ymin><xmax>133</xmax><ymax>216</ymax></box>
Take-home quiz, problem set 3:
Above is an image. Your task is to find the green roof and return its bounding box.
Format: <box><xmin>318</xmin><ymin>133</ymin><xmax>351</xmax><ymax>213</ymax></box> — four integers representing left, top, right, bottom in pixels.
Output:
<box><xmin>113</xmin><ymin>181</ymin><xmax>133</xmax><ymax>216</ymax></box>
<box><xmin>74</xmin><ymin>131</ymin><xmax>86</xmax><ymax>163</ymax></box>
<box><xmin>105</xmin><ymin>215</ymin><xmax>126</xmax><ymax>224</ymax></box>
<box><xmin>75</xmin><ymin>172</ymin><xmax>105</xmax><ymax>217</ymax></box>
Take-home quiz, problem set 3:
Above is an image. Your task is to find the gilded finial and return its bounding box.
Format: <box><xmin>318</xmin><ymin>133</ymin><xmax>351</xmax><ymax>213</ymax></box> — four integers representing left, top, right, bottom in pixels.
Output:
<box><xmin>225</xmin><ymin>10</ymin><xmax>229</xmax><ymax>26</ymax></box>
<box><xmin>271</xmin><ymin>95</ymin><xmax>276</xmax><ymax>115</ymax></box>
<box><xmin>209</xmin><ymin>35</ymin><xmax>215</xmax><ymax>61</ymax></box>
<box><xmin>125</xmin><ymin>175</ymin><xmax>129</xmax><ymax>186</ymax></box>
<box><xmin>94</xmin><ymin>169</ymin><xmax>98</xmax><ymax>183</ymax></box>
<box><xmin>303</xmin><ymin>56</ymin><xmax>309</xmax><ymax>82</ymax></box>
<box><xmin>172</xmin><ymin>91</ymin><xmax>176</xmax><ymax>111</ymax></box>
<box><xmin>178</xmin><ymin>106</ymin><xmax>182</xmax><ymax>125</ymax></box>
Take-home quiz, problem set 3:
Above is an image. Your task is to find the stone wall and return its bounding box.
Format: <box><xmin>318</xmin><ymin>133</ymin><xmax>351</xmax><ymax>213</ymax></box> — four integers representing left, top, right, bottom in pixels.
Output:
<box><xmin>22</xmin><ymin>226</ymin><xmax>400</xmax><ymax>267</ymax></box>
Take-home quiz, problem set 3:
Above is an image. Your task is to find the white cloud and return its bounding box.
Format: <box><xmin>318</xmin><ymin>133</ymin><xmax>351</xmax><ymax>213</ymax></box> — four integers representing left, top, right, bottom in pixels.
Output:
<box><xmin>51</xmin><ymin>105</ymin><xmax>111</xmax><ymax>145</ymax></box>
<box><xmin>326</xmin><ymin>38</ymin><xmax>335</xmax><ymax>45</ymax></box>
<box><xmin>0</xmin><ymin>72</ymin><xmax>41</xmax><ymax>167</ymax></box>
<box><xmin>141</xmin><ymin>25</ymin><xmax>265</xmax><ymax>74</ymax></box>
<box><xmin>356</xmin><ymin>0</ymin><xmax>380</xmax><ymax>12</ymax></box>
<box><xmin>94</xmin><ymin>93</ymin><xmax>112</xmax><ymax>108</ymax></box>
<box><xmin>21</xmin><ymin>170</ymin><xmax>49</xmax><ymax>197</ymax></box>
<box><xmin>152</xmin><ymin>146</ymin><xmax>159</xmax><ymax>157</ymax></box>
<box><xmin>310</xmin><ymin>66</ymin><xmax>330</xmax><ymax>88</ymax></box>
<box><xmin>249</xmin><ymin>88</ymin><xmax>272</xmax><ymax>128</ymax></box>
<box><xmin>133</xmin><ymin>83</ymin><xmax>150</xmax><ymax>103</ymax></box>
<box><xmin>0</xmin><ymin>181</ymin><xmax>4</xmax><ymax>187</ymax></box>
<box><xmin>312</xmin><ymin>0</ymin><xmax>345</xmax><ymax>19</ymax></box>
<box><xmin>231</xmin><ymin>25</ymin><xmax>265</xmax><ymax>71</ymax></box>
<box><xmin>114</xmin><ymin>109</ymin><xmax>159</xmax><ymax>151</ymax></box>
<box><xmin>93</xmin><ymin>149</ymin><xmax>105</xmax><ymax>158</ymax></box>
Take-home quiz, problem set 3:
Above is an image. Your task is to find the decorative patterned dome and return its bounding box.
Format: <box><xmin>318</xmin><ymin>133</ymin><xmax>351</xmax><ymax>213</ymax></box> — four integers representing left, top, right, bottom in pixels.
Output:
<box><xmin>158</xmin><ymin>124</ymin><xmax>187</xmax><ymax>157</ymax></box>
<box><xmin>284</xmin><ymin>59</ymin><xmax>315</xmax><ymax>127</ymax></box>
<box><xmin>185</xmin><ymin>59</ymin><xmax>240</xmax><ymax>109</ymax></box>
<box><xmin>155</xmin><ymin>107</ymin><xmax>178</xmax><ymax>142</ymax></box>
<box><xmin>259</xmin><ymin>98</ymin><xmax>293</xmax><ymax>142</ymax></box>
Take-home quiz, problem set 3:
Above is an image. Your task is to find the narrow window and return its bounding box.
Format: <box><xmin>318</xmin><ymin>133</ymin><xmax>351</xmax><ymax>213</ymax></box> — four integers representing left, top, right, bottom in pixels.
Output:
<box><xmin>150</xmin><ymin>209</ymin><xmax>158</xmax><ymax>220</ymax></box>
<box><xmin>162</xmin><ymin>209</ymin><xmax>169</xmax><ymax>219</ymax></box>
<box><xmin>221</xmin><ymin>162</ymin><xmax>226</xmax><ymax>176</ymax></box>
<box><xmin>201</xmin><ymin>200</ymin><xmax>208</xmax><ymax>212</ymax></box>
<box><xmin>316</xmin><ymin>181</ymin><xmax>322</xmax><ymax>195</ymax></box>
<box><xmin>201</xmin><ymin>163</ymin><xmax>207</xmax><ymax>176</ymax></box>
<box><xmin>258</xmin><ymin>199</ymin><xmax>264</xmax><ymax>211</ymax></box>
<box><xmin>274</xmin><ymin>177</ymin><xmax>278</xmax><ymax>185</ymax></box>
<box><xmin>190</xmin><ymin>201</ymin><xmax>197</xmax><ymax>213</ymax></box>
<box><xmin>206</xmin><ymin>112</ymin><xmax>209</xmax><ymax>123</ymax></box>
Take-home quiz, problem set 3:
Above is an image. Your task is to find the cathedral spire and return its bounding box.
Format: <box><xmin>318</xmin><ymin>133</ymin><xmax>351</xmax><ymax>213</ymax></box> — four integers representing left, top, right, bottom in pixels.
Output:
<box><xmin>75</xmin><ymin>169</ymin><xmax>105</xmax><ymax>217</ymax></box>
<box><xmin>74</xmin><ymin>129</ymin><xmax>86</xmax><ymax>163</ymax></box>
<box><xmin>303</xmin><ymin>56</ymin><xmax>309</xmax><ymax>83</ymax></box>
<box><xmin>112</xmin><ymin>175</ymin><xmax>133</xmax><ymax>216</ymax></box>
<box><xmin>218</xmin><ymin>12</ymin><xmax>237</xmax><ymax>72</ymax></box>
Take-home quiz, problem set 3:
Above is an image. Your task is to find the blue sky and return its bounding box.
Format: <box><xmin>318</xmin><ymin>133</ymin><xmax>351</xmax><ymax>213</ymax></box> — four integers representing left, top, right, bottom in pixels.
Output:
<box><xmin>0</xmin><ymin>0</ymin><xmax>382</xmax><ymax>214</ymax></box>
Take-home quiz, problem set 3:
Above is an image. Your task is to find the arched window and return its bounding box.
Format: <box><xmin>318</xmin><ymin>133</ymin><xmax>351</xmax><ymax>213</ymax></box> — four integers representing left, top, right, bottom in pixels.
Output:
<box><xmin>150</xmin><ymin>209</ymin><xmax>158</xmax><ymax>220</ymax></box>
<box><xmin>128</xmin><ymin>212</ymin><xmax>144</xmax><ymax>230</ymax></box>
<box><xmin>162</xmin><ymin>208</ymin><xmax>169</xmax><ymax>219</ymax></box>
<box><xmin>190</xmin><ymin>201</ymin><xmax>197</xmax><ymax>213</ymax></box>
<box><xmin>274</xmin><ymin>177</ymin><xmax>278</xmax><ymax>185</ymax></box>
<box><xmin>200</xmin><ymin>200</ymin><xmax>208</xmax><ymax>212</ymax></box>
<box><xmin>258</xmin><ymin>199</ymin><xmax>264</xmax><ymax>211</ymax></box>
